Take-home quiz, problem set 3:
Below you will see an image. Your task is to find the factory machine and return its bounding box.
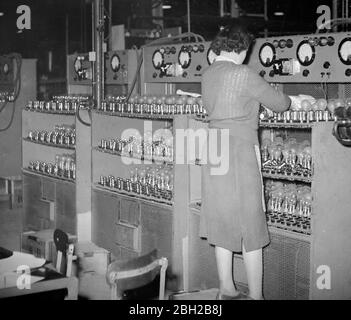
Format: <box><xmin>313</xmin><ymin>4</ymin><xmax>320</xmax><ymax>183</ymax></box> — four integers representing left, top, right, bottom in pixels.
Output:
<box><xmin>1</xmin><ymin>55</ymin><xmax>36</xmax><ymax>211</ymax></box>
<box><xmin>105</xmin><ymin>49</ymin><xmax>139</xmax><ymax>97</ymax></box>
<box><xmin>246</xmin><ymin>32</ymin><xmax>351</xmax><ymax>299</ymax></box>
<box><xmin>21</xmin><ymin>53</ymin><xmax>92</xmax><ymax>241</ymax></box>
<box><xmin>90</xmin><ymin>32</ymin><xmax>351</xmax><ymax>297</ymax></box>
<box><xmin>140</xmin><ymin>40</ymin><xmax>219</xmax><ymax>292</ymax></box>
<box><xmin>1</xmin><ymin>55</ymin><xmax>36</xmax><ymax>178</ymax></box>
<box><xmin>90</xmin><ymin>38</ymin><xmax>219</xmax><ymax>292</ymax></box>
<box><xmin>67</xmin><ymin>52</ymin><xmax>93</xmax><ymax>95</ymax></box>
<box><xmin>0</xmin><ymin>56</ymin><xmax>16</xmax><ymax>99</ymax></box>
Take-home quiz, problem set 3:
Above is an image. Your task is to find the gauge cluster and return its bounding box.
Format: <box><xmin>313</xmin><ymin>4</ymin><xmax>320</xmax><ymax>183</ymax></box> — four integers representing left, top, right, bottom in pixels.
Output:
<box><xmin>249</xmin><ymin>32</ymin><xmax>351</xmax><ymax>83</ymax></box>
<box><xmin>0</xmin><ymin>56</ymin><xmax>14</xmax><ymax>86</ymax></box>
<box><xmin>67</xmin><ymin>53</ymin><xmax>92</xmax><ymax>86</ymax></box>
<box><xmin>105</xmin><ymin>50</ymin><xmax>138</xmax><ymax>85</ymax></box>
<box><xmin>144</xmin><ymin>41</ymin><xmax>214</xmax><ymax>82</ymax></box>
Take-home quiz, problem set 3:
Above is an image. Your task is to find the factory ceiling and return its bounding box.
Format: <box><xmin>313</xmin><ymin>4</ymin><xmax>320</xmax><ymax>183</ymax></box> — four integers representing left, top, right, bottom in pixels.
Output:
<box><xmin>0</xmin><ymin>0</ymin><xmax>341</xmax><ymax>78</ymax></box>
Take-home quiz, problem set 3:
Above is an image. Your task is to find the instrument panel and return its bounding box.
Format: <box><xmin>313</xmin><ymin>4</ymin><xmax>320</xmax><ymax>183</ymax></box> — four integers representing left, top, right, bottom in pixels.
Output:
<box><xmin>248</xmin><ymin>32</ymin><xmax>351</xmax><ymax>83</ymax></box>
<box><xmin>67</xmin><ymin>53</ymin><xmax>92</xmax><ymax>86</ymax></box>
<box><xmin>105</xmin><ymin>50</ymin><xmax>138</xmax><ymax>85</ymax></box>
<box><xmin>143</xmin><ymin>41</ymin><xmax>215</xmax><ymax>82</ymax></box>
<box><xmin>0</xmin><ymin>56</ymin><xmax>14</xmax><ymax>86</ymax></box>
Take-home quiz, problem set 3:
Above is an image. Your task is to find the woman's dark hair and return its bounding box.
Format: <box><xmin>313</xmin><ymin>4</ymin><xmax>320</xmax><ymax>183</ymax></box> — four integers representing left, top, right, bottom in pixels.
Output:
<box><xmin>210</xmin><ymin>22</ymin><xmax>254</xmax><ymax>55</ymax></box>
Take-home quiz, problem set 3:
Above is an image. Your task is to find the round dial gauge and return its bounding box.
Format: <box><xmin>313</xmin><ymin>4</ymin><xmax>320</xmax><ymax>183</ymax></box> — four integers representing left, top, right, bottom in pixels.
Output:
<box><xmin>206</xmin><ymin>48</ymin><xmax>217</xmax><ymax>65</ymax></box>
<box><xmin>297</xmin><ymin>40</ymin><xmax>315</xmax><ymax>66</ymax></box>
<box><xmin>3</xmin><ymin>63</ymin><xmax>9</xmax><ymax>74</ymax></box>
<box><xmin>178</xmin><ymin>50</ymin><xmax>191</xmax><ymax>69</ymax></box>
<box><xmin>152</xmin><ymin>50</ymin><xmax>164</xmax><ymax>69</ymax></box>
<box><xmin>338</xmin><ymin>38</ymin><xmax>351</xmax><ymax>65</ymax></box>
<box><xmin>110</xmin><ymin>54</ymin><xmax>120</xmax><ymax>72</ymax></box>
<box><xmin>259</xmin><ymin>43</ymin><xmax>275</xmax><ymax>67</ymax></box>
<box><xmin>74</xmin><ymin>57</ymin><xmax>82</xmax><ymax>73</ymax></box>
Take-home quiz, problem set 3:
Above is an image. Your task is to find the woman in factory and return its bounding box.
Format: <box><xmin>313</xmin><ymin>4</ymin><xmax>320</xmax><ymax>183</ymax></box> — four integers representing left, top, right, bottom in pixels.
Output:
<box><xmin>199</xmin><ymin>22</ymin><xmax>291</xmax><ymax>300</ymax></box>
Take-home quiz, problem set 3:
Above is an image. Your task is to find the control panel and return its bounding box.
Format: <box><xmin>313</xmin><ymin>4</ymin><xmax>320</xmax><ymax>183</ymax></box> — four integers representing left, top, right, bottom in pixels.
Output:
<box><xmin>248</xmin><ymin>32</ymin><xmax>351</xmax><ymax>83</ymax></box>
<box><xmin>143</xmin><ymin>41</ymin><xmax>216</xmax><ymax>83</ymax></box>
<box><xmin>0</xmin><ymin>56</ymin><xmax>14</xmax><ymax>85</ymax></box>
<box><xmin>67</xmin><ymin>53</ymin><xmax>92</xmax><ymax>86</ymax></box>
<box><xmin>0</xmin><ymin>56</ymin><xmax>15</xmax><ymax>101</ymax></box>
<box><xmin>105</xmin><ymin>50</ymin><xmax>138</xmax><ymax>85</ymax></box>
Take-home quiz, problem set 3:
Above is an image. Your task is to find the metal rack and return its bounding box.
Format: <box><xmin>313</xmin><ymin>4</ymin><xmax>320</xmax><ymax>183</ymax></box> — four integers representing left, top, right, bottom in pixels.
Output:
<box><xmin>250</xmin><ymin>32</ymin><xmax>351</xmax><ymax>300</ymax></box>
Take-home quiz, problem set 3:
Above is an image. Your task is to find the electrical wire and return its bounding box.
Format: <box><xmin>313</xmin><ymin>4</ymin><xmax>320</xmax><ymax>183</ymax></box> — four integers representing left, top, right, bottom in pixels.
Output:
<box><xmin>0</xmin><ymin>53</ymin><xmax>22</xmax><ymax>132</ymax></box>
<box><xmin>0</xmin><ymin>101</ymin><xmax>8</xmax><ymax>113</ymax></box>
<box><xmin>316</xmin><ymin>18</ymin><xmax>351</xmax><ymax>33</ymax></box>
<box><xmin>0</xmin><ymin>101</ymin><xmax>16</xmax><ymax>132</ymax></box>
<box><xmin>76</xmin><ymin>99</ymin><xmax>92</xmax><ymax>127</ymax></box>
<box><xmin>319</xmin><ymin>82</ymin><xmax>328</xmax><ymax>100</ymax></box>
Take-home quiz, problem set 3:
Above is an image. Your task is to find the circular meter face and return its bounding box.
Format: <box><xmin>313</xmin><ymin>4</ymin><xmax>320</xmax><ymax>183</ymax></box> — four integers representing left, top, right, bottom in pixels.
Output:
<box><xmin>206</xmin><ymin>48</ymin><xmax>217</xmax><ymax>65</ymax></box>
<box><xmin>152</xmin><ymin>50</ymin><xmax>164</xmax><ymax>69</ymax></box>
<box><xmin>111</xmin><ymin>54</ymin><xmax>120</xmax><ymax>72</ymax></box>
<box><xmin>338</xmin><ymin>38</ymin><xmax>351</xmax><ymax>65</ymax></box>
<box><xmin>74</xmin><ymin>57</ymin><xmax>82</xmax><ymax>74</ymax></box>
<box><xmin>259</xmin><ymin>43</ymin><xmax>275</xmax><ymax>67</ymax></box>
<box><xmin>178</xmin><ymin>50</ymin><xmax>191</xmax><ymax>69</ymax></box>
<box><xmin>3</xmin><ymin>63</ymin><xmax>9</xmax><ymax>74</ymax></box>
<box><xmin>297</xmin><ymin>41</ymin><xmax>315</xmax><ymax>66</ymax></box>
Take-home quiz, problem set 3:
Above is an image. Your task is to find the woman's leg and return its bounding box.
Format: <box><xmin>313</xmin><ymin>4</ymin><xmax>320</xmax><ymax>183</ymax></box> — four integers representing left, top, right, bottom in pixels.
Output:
<box><xmin>215</xmin><ymin>246</ymin><xmax>239</xmax><ymax>296</ymax></box>
<box><xmin>242</xmin><ymin>243</ymin><xmax>264</xmax><ymax>300</ymax></box>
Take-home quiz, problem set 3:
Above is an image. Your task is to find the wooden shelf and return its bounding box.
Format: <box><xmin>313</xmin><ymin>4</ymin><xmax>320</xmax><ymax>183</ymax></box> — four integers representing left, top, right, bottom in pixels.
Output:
<box><xmin>93</xmin><ymin>109</ymin><xmax>174</xmax><ymax>120</ymax></box>
<box><xmin>267</xmin><ymin>225</ymin><xmax>311</xmax><ymax>242</ymax></box>
<box><xmin>24</xmin><ymin>108</ymin><xmax>75</xmax><ymax>116</ymax></box>
<box><xmin>93</xmin><ymin>147</ymin><xmax>173</xmax><ymax>166</ymax></box>
<box><xmin>22</xmin><ymin>168</ymin><xmax>75</xmax><ymax>184</ymax></box>
<box><xmin>23</xmin><ymin>138</ymin><xmax>75</xmax><ymax>150</ymax></box>
<box><xmin>262</xmin><ymin>171</ymin><xmax>312</xmax><ymax>183</ymax></box>
<box><xmin>93</xmin><ymin>183</ymin><xmax>173</xmax><ymax>207</ymax></box>
<box><xmin>259</xmin><ymin>121</ymin><xmax>314</xmax><ymax>129</ymax></box>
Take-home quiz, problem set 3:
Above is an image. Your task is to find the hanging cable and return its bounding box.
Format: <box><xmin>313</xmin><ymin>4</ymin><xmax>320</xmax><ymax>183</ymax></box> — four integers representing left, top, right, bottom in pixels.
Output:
<box><xmin>76</xmin><ymin>99</ymin><xmax>92</xmax><ymax>127</ymax></box>
<box><xmin>0</xmin><ymin>101</ymin><xmax>16</xmax><ymax>132</ymax></box>
<box><xmin>0</xmin><ymin>53</ymin><xmax>22</xmax><ymax>132</ymax></box>
<box><xmin>316</xmin><ymin>18</ymin><xmax>351</xmax><ymax>33</ymax></box>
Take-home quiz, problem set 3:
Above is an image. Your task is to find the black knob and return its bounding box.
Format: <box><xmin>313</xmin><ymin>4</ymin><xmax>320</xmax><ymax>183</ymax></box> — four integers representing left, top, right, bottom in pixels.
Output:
<box><xmin>153</xmin><ymin>73</ymin><xmax>157</xmax><ymax>78</ymax></box>
<box><xmin>327</xmin><ymin>36</ymin><xmax>335</xmax><ymax>46</ymax></box>
<box><xmin>182</xmin><ymin>72</ymin><xmax>188</xmax><ymax>78</ymax></box>
<box><xmin>303</xmin><ymin>69</ymin><xmax>310</xmax><ymax>77</ymax></box>
<box><xmin>323</xmin><ymin>62</ymin><xmax>330</xmax><ymax>69</ymax></box>
<box><xmin>113</xmin><ymin>75</ymin><xmax>118</xmax><ymax>80</ymax></box>
<box><xmin>269</xmin><ymin>70</ymin><xmax>275</xmax><ymax>77</ymax></box>
<box><xmin>345</xmin><ymin>69</ymin><xmax>351</xmax><ymax>77</ymax></box>
<box><xmin>259</xmin><ymin>70</ymin><xmax>266</xmax><ymax>77</ymax></box>
<box><xmin>286</xmin><ymin>39</ymin><xmax>293</xmax><ymax>48</ymax></box>
<box><xmin>279</xmin><ymin>39</ymin><xmax>286</xmax><ymax>48</ymax></box>
<box><xmin>196</xmin><ymin>65</ymin><xmax>202</xmax><ymax>71</ymax></box>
